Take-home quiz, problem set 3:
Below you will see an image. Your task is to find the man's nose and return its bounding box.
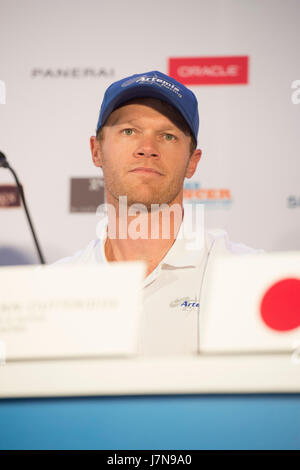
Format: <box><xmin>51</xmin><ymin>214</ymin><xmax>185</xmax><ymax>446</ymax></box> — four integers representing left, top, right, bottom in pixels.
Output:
<box><xmin>133</xmin><ymin>136</ymin><xmax>160</xmax><ymax>158</ymax></box>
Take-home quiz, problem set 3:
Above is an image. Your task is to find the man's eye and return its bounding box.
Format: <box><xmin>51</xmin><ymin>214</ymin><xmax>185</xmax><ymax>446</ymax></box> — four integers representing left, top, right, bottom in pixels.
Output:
<box><xmin>122</xmin><ymin>129</ymin><xmax>134</xmax><ymax>135</ymax></box>
<box><xmin>164</xmin><ymin>133</ymin><xmax>176</xmax><ymax>141</ymax></box>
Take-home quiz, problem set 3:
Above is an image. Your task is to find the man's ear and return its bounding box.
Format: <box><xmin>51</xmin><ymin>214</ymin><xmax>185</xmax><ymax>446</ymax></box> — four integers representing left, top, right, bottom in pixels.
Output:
<box><xmin>185</xmin><ymin>149</ymin><xmax>202</xmax><ymax>179</ymax></box>
<box><xmin>90</xmin><ymin>136</ymin><xmax>103</xmax><ymax>168</ymax></box>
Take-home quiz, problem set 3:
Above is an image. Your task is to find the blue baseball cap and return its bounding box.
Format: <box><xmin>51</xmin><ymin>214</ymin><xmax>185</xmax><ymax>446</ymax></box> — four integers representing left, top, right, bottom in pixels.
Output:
<box><xmin>96</xmin><ymin>71</ymin><xmax>199</xmax><ymax>143</ymax></box>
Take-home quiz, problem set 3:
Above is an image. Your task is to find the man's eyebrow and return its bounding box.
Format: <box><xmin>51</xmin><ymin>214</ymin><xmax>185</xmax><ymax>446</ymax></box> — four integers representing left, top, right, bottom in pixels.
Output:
<box><xmin>156</xmin><ymin>127</ymin><xmax>180</xmax><ymax>132</ymax></box>
<box><xmin>110</xmin><ymin>118</ymin><xmax>138</xmax><ymax>126</ymax></box>
<box><xmin>112</xmin><ymin>120</ymin><xmax>180</xmax><ymax>132</ymax></box>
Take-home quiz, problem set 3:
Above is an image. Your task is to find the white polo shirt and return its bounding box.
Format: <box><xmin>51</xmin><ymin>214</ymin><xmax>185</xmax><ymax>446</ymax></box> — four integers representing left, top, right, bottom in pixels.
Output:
<box><xmin>55</xmin><ymin>216</ymin><xmax>261</xmax><ymax>356</ymax></box>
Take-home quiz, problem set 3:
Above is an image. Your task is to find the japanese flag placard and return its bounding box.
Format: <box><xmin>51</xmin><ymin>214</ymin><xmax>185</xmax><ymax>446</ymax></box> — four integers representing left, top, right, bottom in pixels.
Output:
<box><xmin>199</xmin><ymin>252</ymin><xmax>300</xmax><ymax>353</ymax></box>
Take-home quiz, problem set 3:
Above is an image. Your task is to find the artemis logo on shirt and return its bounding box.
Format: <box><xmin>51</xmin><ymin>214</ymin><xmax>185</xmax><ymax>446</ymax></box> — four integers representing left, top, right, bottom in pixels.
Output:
<box><xmin>170</xmin><ymin>297</ymin><xmax>199</xmax><ymax>311</ymax></box>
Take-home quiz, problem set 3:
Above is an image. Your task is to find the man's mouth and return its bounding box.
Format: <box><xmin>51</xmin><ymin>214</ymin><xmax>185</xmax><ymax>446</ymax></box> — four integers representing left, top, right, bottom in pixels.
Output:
<box><xmin>129</xmin><ymin>167</ymin><xmax>163</xmax><ymax>176</ymax></box>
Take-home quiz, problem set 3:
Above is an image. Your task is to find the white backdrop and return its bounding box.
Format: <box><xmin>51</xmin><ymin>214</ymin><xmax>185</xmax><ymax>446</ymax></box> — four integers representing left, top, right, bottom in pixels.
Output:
<box><xmin>0</xmin><ymin>0</ymin><xmax>299</xmax><ymax>264</ymax></box>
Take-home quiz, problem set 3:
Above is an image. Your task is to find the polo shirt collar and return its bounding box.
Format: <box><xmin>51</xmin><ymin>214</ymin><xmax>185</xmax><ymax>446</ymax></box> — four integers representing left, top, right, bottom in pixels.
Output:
<box><xmin>160</xmin><ymin>215</ymin><xmax>204</xmax><ymax>269</ymax></box>
<box><xmin>95</xmin><ymin>207</ymin><xmax>205</xmax><ymax>284</ymax></box>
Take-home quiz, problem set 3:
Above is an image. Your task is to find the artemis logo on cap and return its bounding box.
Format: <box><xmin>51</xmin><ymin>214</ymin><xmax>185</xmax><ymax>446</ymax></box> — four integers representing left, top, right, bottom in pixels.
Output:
<box><xmin>0</xmin><ymin>80</ymin><xmax>6</xmax><ymax>104</ymax></box>
<box><xmin>122</xmin><ymin>75</ymin><xmax>182</xmax><ymax>98</ymax></box>
<box><xmin>136</xmin><ymin>76</ymin><xmax>181</xmax><ymax>90</ymax></box>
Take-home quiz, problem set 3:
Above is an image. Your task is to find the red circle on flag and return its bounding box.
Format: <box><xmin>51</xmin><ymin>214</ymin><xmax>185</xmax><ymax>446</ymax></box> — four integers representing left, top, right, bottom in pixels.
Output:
<box><xmin>260</xmin><ymin>278</ymin><xmax>300</xmax><ymax>331</ymax></box>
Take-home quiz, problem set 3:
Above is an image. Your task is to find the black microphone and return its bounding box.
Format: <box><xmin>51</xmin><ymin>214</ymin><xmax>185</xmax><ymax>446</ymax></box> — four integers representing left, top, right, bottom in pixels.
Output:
<box><xmin>0</xmin><ymin>151</ymin><xmax>46</xmax><ymax>264</ymax></box>
<box><xmin>0</xmin><ymin>151</ymin><xmax>9</xmax><ymax>168</ymax></box>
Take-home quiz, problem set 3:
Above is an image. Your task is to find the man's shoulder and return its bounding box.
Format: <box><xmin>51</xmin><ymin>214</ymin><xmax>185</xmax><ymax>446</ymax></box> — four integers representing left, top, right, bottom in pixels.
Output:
<box><xmin>53</xmin><ymin>239</ymin><xmax>102</xmax><ymax>265</ymax></box>
<box><xmin>52</xmin><ymin>229</ymin><xmax>263</xmax><ymax>266</ymax></box>
<box><xmin>205</xmin><ymin>228</ymin><xmax>263</xmax><ymax>255</ymax></box>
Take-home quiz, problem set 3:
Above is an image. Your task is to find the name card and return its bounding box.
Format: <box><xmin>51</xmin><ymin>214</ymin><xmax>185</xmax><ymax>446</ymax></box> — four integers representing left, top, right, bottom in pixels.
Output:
<box><xmin>0</xmin><ymin>263</ymin><xmax>144</xmax><ymax>361</ymax></box>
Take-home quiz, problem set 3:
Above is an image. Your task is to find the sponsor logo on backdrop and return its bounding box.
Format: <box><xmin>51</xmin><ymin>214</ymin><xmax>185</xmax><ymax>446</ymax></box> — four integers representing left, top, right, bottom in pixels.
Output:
<box><xmin>0</xmin><ymin>185</ymin><xmax>21</xmax><ymax>208</ymax></box>
<box><xmin>31</xmin><ymin>68</ymin><xmax>115</xmax><ymax>79</ymax></box>
<box><xmin>183</xmin><ymin>181</ymin><xmax>232</xmax><ymax>208</ymax></box>
<box><xmin>70</xmin><ymin>177</ymin><xmax>105</xmax><ymax>213</ymax></box>
<box><xmin>287</xmin><ymin>195</ymin><xmax>300</xmax><ymax>208</ymax></box>
<box><xmin>0</xmin><ymin>80</ymin><xmax>5</xmax><ymax>104</ymax></box>
<box><xmin>168</xmin><ymin>56</ymin><xmax>248</xmax><ymax>85</ymax></box>
<box><xmin>291</xmin><ymin>80</ymin><xmax>300</xmax><ymax>104</ymax></box>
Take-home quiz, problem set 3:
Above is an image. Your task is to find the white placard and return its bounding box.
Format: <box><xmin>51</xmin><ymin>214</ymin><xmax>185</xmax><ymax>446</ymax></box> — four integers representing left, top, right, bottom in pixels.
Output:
<box><xmin>199</xmin><ymin>252</ymin><xmax>300</xmax><ymax>353</ymax></box>
<box><xmin>0</xmin><ymin>263</ymin><xmax>144</xmax><ymax>360</ymax></box>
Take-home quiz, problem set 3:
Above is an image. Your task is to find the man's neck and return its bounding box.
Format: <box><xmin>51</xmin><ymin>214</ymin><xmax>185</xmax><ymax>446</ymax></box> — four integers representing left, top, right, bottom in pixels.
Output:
<box><xmin>104</xmin><ymin>200</ymin><xmax>183</xmax><ymax>277</ymax></box>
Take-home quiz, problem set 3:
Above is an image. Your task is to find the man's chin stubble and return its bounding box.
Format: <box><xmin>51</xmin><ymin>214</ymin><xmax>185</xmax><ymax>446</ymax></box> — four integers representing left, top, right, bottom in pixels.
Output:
<box><xmin>105</xmin><ymin>181</ymin><xmax>182</xmax><ymax>211</ymax></box>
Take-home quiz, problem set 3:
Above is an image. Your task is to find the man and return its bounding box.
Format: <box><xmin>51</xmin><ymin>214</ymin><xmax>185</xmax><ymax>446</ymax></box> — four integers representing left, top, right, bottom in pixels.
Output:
<box><xmin>57</xmin><ymin>71</ymin><xmax>259</xmax><ymax>355</ymax></box>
